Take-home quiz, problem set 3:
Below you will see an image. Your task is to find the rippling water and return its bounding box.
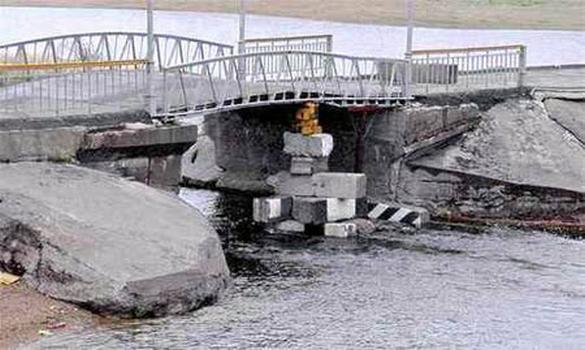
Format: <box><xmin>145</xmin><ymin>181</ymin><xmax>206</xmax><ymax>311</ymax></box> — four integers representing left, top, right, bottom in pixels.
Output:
<box><xmin>32</xmin><ymin>189</ymin><xmax>585</xmax><ymax>349</ymax></box>
<box><xmin>0</xmin><ymin>7</ymin><xmax>583</xmax><ymax>66</ymax></box>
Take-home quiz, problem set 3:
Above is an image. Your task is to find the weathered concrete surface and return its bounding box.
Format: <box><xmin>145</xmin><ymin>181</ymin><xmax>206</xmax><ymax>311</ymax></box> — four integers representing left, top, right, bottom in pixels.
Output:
<box><xmin>0</xmin><ymin>127</ymin><xmax>85</xmax><ymax>162</ymax></box>
<box><xmin>544</xmin><ymin>99</ymin><xmax>585</xmax><ymax>145</ymax></box>
<box><xmin>283</xmin><ymin>132</ymin><xmax>334</xmax><ymax>158</ymax></box>
<box><xmin>411</xmin><ymin>99</ymin><xmax>585</xmax><ymax>194</ymax></box>
<box><xmin>182</xmin><ymin>135</ymin><xmax>223</xmax><ymax>188</ymax></box>
<box><xmin>314</xmin><ymin>173</ymin><xmax>367</xmax><ymax>199</ymax></box>
<box><xmin>396</xmin><ymin>166</ymin><xmax>585</xmax><ymax>219</ymax></box>
<box><xmin>0</xmin><ymin>162</ymin><xmax>229</xmax><ymax>318</ymax></box>
<box><xmin>0</xmin><ymin>110</ymin><xmax>150</xmax><ymax>132</ymax></box>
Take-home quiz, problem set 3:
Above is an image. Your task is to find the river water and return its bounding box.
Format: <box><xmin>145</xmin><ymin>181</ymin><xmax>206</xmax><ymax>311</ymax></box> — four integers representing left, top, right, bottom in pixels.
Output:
<box><xmin>0</xmin><ymin>6</ymin><xmax>584</xmax><ymax>66</ymax></box>
<box><xmin>32</xmin><ymin>189</ymin><xmax>585</xmax><ymax>349</ymax></box>
<box><xmin>6</xmin><ymin>7</ymin><xmax>585</xmax><ymax>348</ymax></box>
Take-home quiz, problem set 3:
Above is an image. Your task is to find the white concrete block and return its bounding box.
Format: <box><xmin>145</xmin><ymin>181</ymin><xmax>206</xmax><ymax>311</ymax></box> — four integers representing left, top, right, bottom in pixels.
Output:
<box><xmin>253</xmin><ymin>196</ymin><xmax>292</xmax><ymax>223</ymax></box>
<box><xmin>326</xmin><ymin>198</ymin><xmax>357</xmax><ymax>222</ymax></box>
<box><xmin>283</xmin><ymin>132</ymin><xmax>334</xmax><ymax>157</ymax></box>
<box><xmin>324</xmin><ymin>223</ymin><xmax>358</xmax><ymax>238</ymax></box>
<box><xmin>267</xmin><ymin>171</ymin><xmax>315</xmax><ymax>197</ymax></box>
<box><xmin>314</xmin><ymin>173</ymin><xmax>367</xmax><ymax>199</ymax></box>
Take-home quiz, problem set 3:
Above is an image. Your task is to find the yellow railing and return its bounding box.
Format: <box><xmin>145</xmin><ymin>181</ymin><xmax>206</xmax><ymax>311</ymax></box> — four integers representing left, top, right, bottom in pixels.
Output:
<box><xmin>0</xmin><ymin>59</ymin><xmax>148</xmax><ymax>72</ymax></box>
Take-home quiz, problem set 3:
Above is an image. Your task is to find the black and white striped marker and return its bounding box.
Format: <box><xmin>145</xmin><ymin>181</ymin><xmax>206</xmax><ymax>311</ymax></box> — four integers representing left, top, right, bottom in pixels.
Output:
<box><xmin>367</xmin><ymin>203</ymin><xmax>428</xmax><ymax>228</ymax></box>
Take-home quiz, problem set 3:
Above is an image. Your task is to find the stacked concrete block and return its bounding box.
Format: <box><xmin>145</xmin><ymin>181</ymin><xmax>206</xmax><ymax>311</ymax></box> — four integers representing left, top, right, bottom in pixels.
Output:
<box><xmin>290</xmin><ymin>157</ymin><xmax>329</xmax><ymax>175</ymax></box>
<box><xmin>324</xmin><ymin>223</ymin><xmax>358</xmax><ymax>238</ymax></box>
<box><xmin>314</xmin><ymin>173</ymin><xmax>367</xmax><ymax>199</ymax></box>
<box><xmin>283</xmin><ymin>132</ymin><xmax>334</xmax><ymax>158</ymax></box>
<box><xmin>253</xmin><ymin>196</ymin><xmax>293</xmax><ymax>223</ymax></box>
<box><xmin>292</xmin><ymin>197</ymin><xmax>328</xmax><ymax>225</ymax></box>
<box><xmin>254</xmin><ymin>131</ymin><xmax>370</xmax><ymax>237</ymax></box>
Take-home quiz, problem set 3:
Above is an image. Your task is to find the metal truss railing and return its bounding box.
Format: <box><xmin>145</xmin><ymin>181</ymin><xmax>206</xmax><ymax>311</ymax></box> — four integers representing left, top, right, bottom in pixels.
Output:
<box><xmin>411</xmin><ymin>44</ymin><xmax>527</xmax><ymax>94</ymax></box>
<box><xmin>0</xmin><ymin>32</ymin><xmax>233</xmax><ymax>71</ymax></box>
<box><xmin>241</xmin><ymin>35</ymin><xmax>334</xmax><ymax>78</ymax></box>
<box><xmin>157</xmin><ymin>50</ymin><xmax>408</xmax><ymax>117</ymax></box>
<box><xmin>243</xmin><ymin>34</ymin><xmax>333</xmax><ymax>54</ymax></box>
<box><xmin>0</xmin><ymin>60</ymin><xmax>148</xmax><ymax>117</ymax></box>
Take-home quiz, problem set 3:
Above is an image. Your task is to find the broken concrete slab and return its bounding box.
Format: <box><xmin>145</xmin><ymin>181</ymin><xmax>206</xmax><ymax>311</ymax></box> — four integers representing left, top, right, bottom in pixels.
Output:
<box><xmin>411</xmin><ymin>99</ymin><xmax>585</xmax><ymax>194</ymax></box>
<box><xmin>292</xmin><ymin>197</ymin><xmax>328</xmax><ymax>225</ymax></box>
<box><xmin>544</xmin><ymin>99</ymin><xmax>585</xmax><ymax>145</ymax></box>
<box><xmin>82</xmin><ymin>124</ymin><xmax>198</xmax><ymax>150</ymax></box>
<box><xmin>0</xmin><ymin>162</ymin><xmax>229</xmax><ymax>318</ymax></box>
<box><xmin>253</xmin><ymin>197</ymin><xmax>293</xmax><ymax>223</ymax></box>
<box><xmin>314</xmin><ymin>173</ymin><xmax>367</xmax><ymax>199</ymax></box>
<box><xmin>283</xmin><ymin>132</ymin><xmax>334</xmax><ymax>157</ymax></box>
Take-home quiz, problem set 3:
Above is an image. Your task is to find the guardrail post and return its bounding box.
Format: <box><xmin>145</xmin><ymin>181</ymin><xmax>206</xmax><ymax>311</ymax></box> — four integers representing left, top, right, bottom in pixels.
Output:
<box><xmin>518</xmin><ymin>45</ymin><xmax>527</xmax><ymax>88</ymax></box>
<box><xmin>162</xmin><ymin>69</ymin><xmax>168</xmax><ymax>116</ymax></box>
<box><xmin>326</xmin><ymin>35</ymin><xmax>333</xmax><ymax>53</ymax></box>
<box><xmin>403</xmin><ymin>0</ymin><xmax>415</xmax><ymax>99</ymax></box>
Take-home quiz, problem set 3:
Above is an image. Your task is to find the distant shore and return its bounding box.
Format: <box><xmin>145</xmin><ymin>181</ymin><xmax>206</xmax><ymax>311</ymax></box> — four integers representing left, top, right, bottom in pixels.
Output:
<box><xmin>0</xmin><ymin>0</ymin><xmax>583</xmax><ymax>31</ymax></box>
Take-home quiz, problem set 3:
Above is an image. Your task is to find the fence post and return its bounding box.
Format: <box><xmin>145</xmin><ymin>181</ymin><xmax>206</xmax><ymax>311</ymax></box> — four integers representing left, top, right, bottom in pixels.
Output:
<box><xmin>87</xmin><ymin>68</ymin><xmax>92</xmax><ymax>116</ymax></box>
<box><xmin>518</xmin><ymin>45</ymin><xmax>527</xmax><ymax>88</ymax></box>
<box><xmin>162</xmin><ymin>69</ymin><xmax>168</xmax><ymax>116</ymax></box>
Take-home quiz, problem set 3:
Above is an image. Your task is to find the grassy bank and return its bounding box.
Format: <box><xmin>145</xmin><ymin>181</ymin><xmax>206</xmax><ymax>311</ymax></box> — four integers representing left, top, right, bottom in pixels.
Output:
<box><xmin>0</xmin><ymin>0</ymin><xmax>583</xmax><ymax>31</ymax></box>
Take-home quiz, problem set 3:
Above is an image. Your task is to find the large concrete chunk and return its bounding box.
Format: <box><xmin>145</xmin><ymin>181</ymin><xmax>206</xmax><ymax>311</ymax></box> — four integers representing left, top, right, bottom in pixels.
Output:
<box><xmin>411</xmin><ymin>99</ymin><xmax>585</xmax><ymax>194</ymax></box>
<box><xmin>253</xmin><ymin>196</ymin><xmax>293</xmax><ymax>223</ymax></box>
<box><xmin>314</xmin><ymin>173</ymin><xmax>367</xmax><ymax>199</ymax></box>
<box><xmin>283</xmin><ymin>132</ymin><xmax>334</xmax><ymax>157</ymax></box>
<box><xmin>0</xmin><ymin>162</ymin><xmax>229</xmax><ymax>318</ymax></box>
<box><xmin>182</xmin><ymin>135</ymin><xmax>223</xmax><ymax>187</ymax></box>
<box><xmin>82</xmin><ymin>124</ymin><xmax>198</xmax><ymax>150</ymax></box>
<box><xmin>292</xmin><ymin>197</ymin><xmax>328</xmax><ymax>225</ymax></box>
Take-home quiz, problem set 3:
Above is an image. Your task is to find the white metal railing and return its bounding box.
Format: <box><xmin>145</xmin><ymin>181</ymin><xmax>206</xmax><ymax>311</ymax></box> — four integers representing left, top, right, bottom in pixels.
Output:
<box><xmin>243</xmin><ymin>34</ymin><xmax>333</xmax><ymax>54</ymax></box>
<box><xmin>0</xmin><ymin>32</ymin><xmax>233</xmax><ymax>71</ymax></box>
<box><xmin>241</xmin><ymin>35</ymin><xmax>333</xmax><ymax>77</ymax></box>
<box><xmin>411</xmin><ymin>45</ymin><xmax>527</xmax><ymax>94</ymax></box>
<box><xmin>0</xmin><ymin>61</ymin><xmax>148</xmax><ymax>117</ymax></box>
<box><xmin>158</xmin><ymin>50</ymin><xmax>407</xmax><ymax>117</ymax></box>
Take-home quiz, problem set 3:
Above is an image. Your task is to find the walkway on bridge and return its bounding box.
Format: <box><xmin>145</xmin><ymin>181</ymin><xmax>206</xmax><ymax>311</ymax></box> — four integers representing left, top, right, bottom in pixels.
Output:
<box><xmin>0</xmin><ymin>32</ymin><xmax>583</xmax><ymax>120</ymax></box>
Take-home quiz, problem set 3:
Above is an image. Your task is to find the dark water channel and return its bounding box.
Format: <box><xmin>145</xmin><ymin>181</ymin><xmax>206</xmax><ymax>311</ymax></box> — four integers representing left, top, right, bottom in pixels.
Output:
<box><xmin>33</xmin><ymin>189</ymin><xmax>585</xmax><ymax>349</ymax></box>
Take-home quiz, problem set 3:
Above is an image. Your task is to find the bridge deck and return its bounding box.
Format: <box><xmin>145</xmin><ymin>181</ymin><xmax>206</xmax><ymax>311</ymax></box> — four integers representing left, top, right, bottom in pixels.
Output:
<box><xmin>0</xmin><ymin>67</ymin><xmax>583</xmax><ymax>120</ymax></box>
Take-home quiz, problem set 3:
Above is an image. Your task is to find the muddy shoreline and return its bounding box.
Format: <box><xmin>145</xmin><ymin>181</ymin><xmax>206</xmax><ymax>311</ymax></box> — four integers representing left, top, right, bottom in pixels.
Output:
<box><xmin>0</xmin><ymin>283</ymin><xmax>100</xmax><ymax>349</ymax></box>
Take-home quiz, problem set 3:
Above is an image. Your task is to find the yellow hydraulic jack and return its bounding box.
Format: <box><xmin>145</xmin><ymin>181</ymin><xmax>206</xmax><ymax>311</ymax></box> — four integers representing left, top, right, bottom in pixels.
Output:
<box><xmin>295</xmin><ymin>102</ymin><xmax>322</xmax><ymax>136</ymax></box>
